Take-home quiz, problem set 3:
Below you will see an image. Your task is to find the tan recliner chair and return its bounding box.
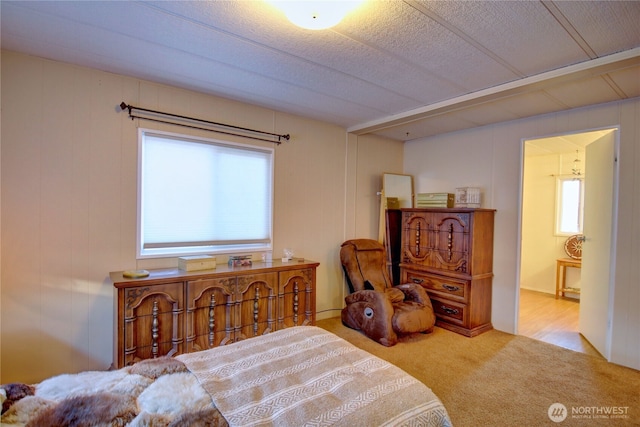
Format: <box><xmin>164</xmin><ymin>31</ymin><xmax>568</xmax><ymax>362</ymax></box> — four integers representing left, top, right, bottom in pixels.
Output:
<box><xmin>340</xmin><ymin>239</ymin><xmax>436</xmax><ymax>346</ymax></box>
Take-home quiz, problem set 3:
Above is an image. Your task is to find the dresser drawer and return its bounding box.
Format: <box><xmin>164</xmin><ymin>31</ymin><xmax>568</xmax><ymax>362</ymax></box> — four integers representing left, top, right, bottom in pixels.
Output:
<box><xmin>402</xmin><ymin>270</ymin><xmax>468</xmax><ymax>302</ymax></box>
<box><xmin>430</xmin><ymin>297</ymin><xmax>467</xmax><ymax>327</ymax></box>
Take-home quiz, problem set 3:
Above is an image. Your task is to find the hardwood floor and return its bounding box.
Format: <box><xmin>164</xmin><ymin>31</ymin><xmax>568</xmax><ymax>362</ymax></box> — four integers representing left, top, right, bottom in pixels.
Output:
<box><xmin>518</xmin><ymin>288</ymin><xmax>602</xmax><ymax>358</ymax></box>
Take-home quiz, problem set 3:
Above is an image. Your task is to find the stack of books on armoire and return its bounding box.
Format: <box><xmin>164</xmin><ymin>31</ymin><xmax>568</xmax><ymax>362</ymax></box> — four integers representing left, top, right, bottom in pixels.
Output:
<box><xmin>416</xmin><ymin>193</ymin><xmax>454</xmax><ymax>208</ymax></box>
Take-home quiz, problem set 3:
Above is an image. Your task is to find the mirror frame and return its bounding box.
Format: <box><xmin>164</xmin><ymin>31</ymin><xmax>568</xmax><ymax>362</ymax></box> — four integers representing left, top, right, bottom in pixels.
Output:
<box><xmin>382</xmin><ymin>173</ymin><xmax>414</xmax><ymax>208</ymax></box>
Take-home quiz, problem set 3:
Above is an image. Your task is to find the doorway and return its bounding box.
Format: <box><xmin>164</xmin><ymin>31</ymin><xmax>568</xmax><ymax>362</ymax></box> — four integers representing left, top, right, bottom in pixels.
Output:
<box><xmin>518</xmin><ymin>127</ymin><xmax>618</xmax><ymax>358</ymax></box>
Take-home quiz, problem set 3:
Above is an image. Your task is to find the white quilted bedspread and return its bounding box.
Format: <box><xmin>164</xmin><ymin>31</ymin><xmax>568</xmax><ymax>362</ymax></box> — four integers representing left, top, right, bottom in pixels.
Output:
<box><xmin>178</xmin><ymin>326</ymin><xmax>452</xmax><ymax>427</ymax></box>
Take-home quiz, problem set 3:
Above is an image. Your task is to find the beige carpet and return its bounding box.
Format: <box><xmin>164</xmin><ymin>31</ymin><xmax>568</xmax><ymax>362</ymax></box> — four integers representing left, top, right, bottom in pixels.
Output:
<box><xmin>317</xmin><ymin>317</ymin><xmax>639</xmax><ymax>427</ymax></box>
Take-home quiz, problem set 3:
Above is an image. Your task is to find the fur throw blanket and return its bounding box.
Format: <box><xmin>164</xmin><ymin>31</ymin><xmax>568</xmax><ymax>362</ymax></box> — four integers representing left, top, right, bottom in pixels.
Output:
<box><xmin>1</xmin><ymin>357</ymin><xmax>227</xmax><ymax>427</ymax></box>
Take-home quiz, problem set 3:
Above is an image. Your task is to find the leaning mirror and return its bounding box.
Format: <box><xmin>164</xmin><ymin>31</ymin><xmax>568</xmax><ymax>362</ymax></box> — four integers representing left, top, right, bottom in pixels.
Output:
<box><xmin>378</xmin><ymin>173</ymin><xmax>413</xmax><ymax>241</ymax></box>
<box><xmin>382</xmin><ymin>173</ymin><xmax>414</xmax><ymax>209</ymax></box>
<box><xmin>379</xmin><ymin>173</ymin><xmax>413</xmax><ymax>284</ymax></box>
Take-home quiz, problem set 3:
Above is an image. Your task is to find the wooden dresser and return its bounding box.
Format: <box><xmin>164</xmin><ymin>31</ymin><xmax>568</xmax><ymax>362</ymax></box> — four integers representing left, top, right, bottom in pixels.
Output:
<box><xmin>399</xmin><ymin>208</ymin><xmax>495</xmax><ymax>337</ymax></box>
<box><xmin>111</xmin><ymin>259</ymin><xmax>319</xmax><ymax>368</ymax></box>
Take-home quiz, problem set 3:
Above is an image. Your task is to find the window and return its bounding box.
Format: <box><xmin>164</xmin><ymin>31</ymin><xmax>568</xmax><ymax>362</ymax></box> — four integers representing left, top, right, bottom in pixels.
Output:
<box><xmin>138</xmin><ymin>129</ymin><xmax>273</xmax><ymax>258</ymax></box>
<box><xmin>556</xmin><ymin>176</ymin><xmax>584</xmax><ymax>235</ymax></box>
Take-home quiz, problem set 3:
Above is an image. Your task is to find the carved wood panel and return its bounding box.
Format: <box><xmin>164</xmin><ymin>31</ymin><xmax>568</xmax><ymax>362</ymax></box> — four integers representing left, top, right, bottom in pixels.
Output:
<box><xmin>236</xmin><ymin>273</ymin><xmax>277</xmax><ymax>341</ymax></box>
<box><xmin>186</xmin><ymin>277</ymin><xmax>236</xmax><ymax>351</ymax></box>
<box><xmin>431</xmin><ymin>212</ymin><xmax>470</xmax><ymax>273</ymax></box>
<box><xmin>278</xmin><ymin>268</ymin><xmax>315</xmax><ymax>328</ymax></box>
<box><xmin>401</xmin><ymin>212</ymin><xmax>432</xmax><ymax>265</ymax></box>
<box><xmin>122</xmin><ymin>282</ymin><xmax>183</xmax><ymax>366</ymax></box>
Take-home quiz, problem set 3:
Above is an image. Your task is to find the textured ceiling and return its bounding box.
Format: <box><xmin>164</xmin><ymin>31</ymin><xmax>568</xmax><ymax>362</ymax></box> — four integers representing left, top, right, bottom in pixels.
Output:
<box><xmin>2</xmin><ymin>0</ymin><xmax>639</xmax><ymax>142</ymax></box>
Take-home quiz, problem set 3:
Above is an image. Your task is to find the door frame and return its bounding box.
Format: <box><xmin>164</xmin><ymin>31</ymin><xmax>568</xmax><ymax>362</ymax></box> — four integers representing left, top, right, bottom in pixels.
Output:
<box><xmin>514</xmin><ymin>126</ymin><xmax>619</xmax><ymax>361</ymax></box>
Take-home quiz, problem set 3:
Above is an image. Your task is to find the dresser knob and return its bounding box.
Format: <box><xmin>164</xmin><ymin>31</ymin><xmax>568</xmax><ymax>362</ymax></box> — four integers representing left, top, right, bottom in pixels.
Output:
<box><xmin>442</xmin><ymin>284</ymin><xmax>460</xmax><ymax>292</ymax></box>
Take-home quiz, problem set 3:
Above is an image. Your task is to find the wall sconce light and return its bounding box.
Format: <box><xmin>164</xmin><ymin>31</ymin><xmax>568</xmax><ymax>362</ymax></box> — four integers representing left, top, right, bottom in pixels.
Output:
<box><xmin>267</xmin><ymin>0</ymin><xmax>364</xmax><ymax>30</ymax></box>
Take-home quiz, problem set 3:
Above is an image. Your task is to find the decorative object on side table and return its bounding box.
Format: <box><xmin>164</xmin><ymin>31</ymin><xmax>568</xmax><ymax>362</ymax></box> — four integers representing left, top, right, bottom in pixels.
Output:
<box><xmin>455</xmin><ymin>187</ymin><xmax>481</xmax><ymax>208</ymax></box>
<box><xmin>179</xmin><ymin>255</ymin><xmax>216</xmax><ymax>271</ymax></box>
<box><xmin>228</xmin><ymin>255</ymin><xmax>252</xmax><ymax>267</ymax></box>
<box><xmin>122</xmin><ymin>269</ymin><xmax>150</xmax><ymax>279</ymax></box>
<box><xmin>386</xmin><ymin>197</ymin><xmax>400</xmax><ymax>209</ymax></box>
<box><xmin>416</xmin><ymin>193</ymin><xmax>454</xmax><ymax>208</ymax></box>
<box><xmin>282</xmin><ymin>248</ymin><xmax>294</xmax><ymax>262</ymax></box>
<box><xmin>564</xmin><ymin>234</ymin><xmax>583</xmax><ymax>260</ymax></box>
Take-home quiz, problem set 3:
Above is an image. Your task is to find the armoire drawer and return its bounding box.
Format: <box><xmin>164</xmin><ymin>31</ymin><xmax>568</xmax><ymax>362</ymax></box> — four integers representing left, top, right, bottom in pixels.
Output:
<box><xmin>403</xmin><ymin>270</ymin><xmax>469</xmax><ymax>302</ymax></box>
<box><xmin>430</xmin><ymin>296</ymin><xmax>467</xmax><ymax>327</ymax></box>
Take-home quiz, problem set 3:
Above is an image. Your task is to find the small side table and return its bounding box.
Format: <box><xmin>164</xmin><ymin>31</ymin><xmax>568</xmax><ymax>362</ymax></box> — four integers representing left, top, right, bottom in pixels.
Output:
<box><xmin>555</xmin><ymin>258</ymin><xmax>582</xmax><ymax>299</ymax></box>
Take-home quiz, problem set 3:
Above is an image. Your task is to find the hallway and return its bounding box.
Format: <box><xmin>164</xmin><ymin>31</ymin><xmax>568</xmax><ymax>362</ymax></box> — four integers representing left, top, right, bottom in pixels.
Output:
<box><xmin>519</xmin><ymin>289</ymin><xmax>602</xmax><ymax>358</ymax></box>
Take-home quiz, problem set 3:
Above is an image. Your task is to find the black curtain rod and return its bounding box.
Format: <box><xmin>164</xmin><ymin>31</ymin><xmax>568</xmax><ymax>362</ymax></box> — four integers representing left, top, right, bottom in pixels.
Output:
<box><xmin>120</xmin><ymin>102</ymin><xmax>290</xmax><ymax>145</ymax></box>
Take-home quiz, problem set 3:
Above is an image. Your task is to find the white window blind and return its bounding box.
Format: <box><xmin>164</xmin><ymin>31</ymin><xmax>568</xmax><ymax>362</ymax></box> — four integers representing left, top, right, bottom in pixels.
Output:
<box><xmin>556</xmin><ymin>177</ymin><xmax>583</xmax><ymax>235</ymax></box>
<box><xmin>138</xmin><ymin>129</ymin><xmax>273</xmax><ymax>258</ymax></box>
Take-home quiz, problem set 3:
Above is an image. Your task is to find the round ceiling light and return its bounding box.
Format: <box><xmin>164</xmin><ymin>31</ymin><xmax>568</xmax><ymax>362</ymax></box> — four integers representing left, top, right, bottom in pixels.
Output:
<box><xmin>268</xmin><ymin>1</ymin><xmax>364</xmax><ymax>30</ymax></box>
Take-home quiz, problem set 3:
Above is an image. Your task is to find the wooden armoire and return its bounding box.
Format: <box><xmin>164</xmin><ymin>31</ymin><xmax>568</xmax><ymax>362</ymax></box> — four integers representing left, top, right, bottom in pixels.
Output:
<box><xmin>397</xmin><ymin>208</ymin><xmax>495</xmax><ymax>337</ymax></box>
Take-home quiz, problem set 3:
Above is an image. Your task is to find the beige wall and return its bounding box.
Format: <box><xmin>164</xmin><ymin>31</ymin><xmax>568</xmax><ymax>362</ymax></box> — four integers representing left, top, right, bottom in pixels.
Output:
<box><xmin>0</xmin><ymin>51</ymin><xmax>403</xmax><ymax>383</ymax></box>
<box><xmin>4</xmin><ymin>49</ymin><xmax>637</xmax><ymax>381</ymax></box>
<box><xmin>520</xmin><ymin>153</ymin><xmax>582</xmax><ymax>295</ymax></box>
<box><xmin>405</xmin><ymin>98</ymin><xmax>640</xmax><ymax>370</ymax></box>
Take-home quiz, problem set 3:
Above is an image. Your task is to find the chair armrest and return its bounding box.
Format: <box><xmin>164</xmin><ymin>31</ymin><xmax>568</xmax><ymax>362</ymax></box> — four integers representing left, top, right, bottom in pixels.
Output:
<box><xmin>344</xmin><ymin>289</ymin><xmax>389</xmax><ymax>305</ymax></box>
<box><xmin>395</xmin><ymin>283</ymin><xmax>432</xmax><ymax>307</ymax></box>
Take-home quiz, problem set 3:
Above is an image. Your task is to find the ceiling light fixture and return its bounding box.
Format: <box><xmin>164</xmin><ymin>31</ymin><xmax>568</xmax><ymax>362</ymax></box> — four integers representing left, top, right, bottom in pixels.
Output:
<box><xmin>268</xmin><ymin>0</ymin><xmax>365</xmax><ymax>30</ymax></box>
<box><xmin>572</xmin><ymin>150</ymin><xmax>582</xmax><ymax>176</ymax></box>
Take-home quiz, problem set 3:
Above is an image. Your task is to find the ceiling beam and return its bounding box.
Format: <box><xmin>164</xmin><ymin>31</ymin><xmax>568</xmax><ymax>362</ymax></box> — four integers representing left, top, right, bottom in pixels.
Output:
<box><xmin>347</xmin><ymin>47</ymin><xmax>640</xmax><ymax>135</ymax></box>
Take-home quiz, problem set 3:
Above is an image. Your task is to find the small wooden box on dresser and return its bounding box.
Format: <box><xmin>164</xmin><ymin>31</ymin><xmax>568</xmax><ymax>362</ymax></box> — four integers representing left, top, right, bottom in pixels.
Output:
<box><xmin>110</xmin><ymin>259</ymin><xmax>319</xmax><ymax>368</ymax></box>
<box><xmin>399</xmin><ymin>208</ymin><xmax>495</xmax><ymax>337</ymax></box>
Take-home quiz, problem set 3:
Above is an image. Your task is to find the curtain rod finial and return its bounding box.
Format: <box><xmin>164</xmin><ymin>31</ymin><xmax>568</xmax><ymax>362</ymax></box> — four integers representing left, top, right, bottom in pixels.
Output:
<box><xmin>120</xmin><ymin>102</ymin><xmax>128</xmax><ymax>110</ymax></box>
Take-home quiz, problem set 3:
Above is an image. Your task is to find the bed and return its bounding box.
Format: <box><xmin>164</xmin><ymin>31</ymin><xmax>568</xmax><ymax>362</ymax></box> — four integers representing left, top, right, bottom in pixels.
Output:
<box><xmin>1</xmin><ymin>326</ymin><xmax>452</xmax><ymax>426</ymax></box>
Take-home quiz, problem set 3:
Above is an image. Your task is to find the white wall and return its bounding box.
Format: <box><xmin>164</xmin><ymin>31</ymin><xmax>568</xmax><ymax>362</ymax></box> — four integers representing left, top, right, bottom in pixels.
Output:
<box><xmin>405</xmin><ymin>98</ymin><xmax>640</xmax><ymax>370</ymax></box>
<box><xmin>0</xmin><ymin>51</ymin><xmax>403</xmax><ymax>383</ymax></box>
